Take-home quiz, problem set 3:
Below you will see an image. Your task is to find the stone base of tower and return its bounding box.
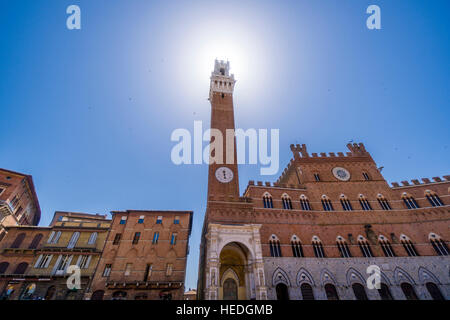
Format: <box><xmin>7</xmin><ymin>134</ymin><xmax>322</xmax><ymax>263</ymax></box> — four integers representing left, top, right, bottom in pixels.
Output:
<box><xmin>202</xmin><ymin>223</ymin><xmax>268</xmax><ymax>300</ymax></box>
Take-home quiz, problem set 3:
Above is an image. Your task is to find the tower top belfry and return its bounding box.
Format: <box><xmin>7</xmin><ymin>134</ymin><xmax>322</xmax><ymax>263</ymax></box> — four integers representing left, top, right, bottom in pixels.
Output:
<box><xmin>209</xmin><ymin>60</ymin><xmax>236</xmax><ymax>99</ymax></box>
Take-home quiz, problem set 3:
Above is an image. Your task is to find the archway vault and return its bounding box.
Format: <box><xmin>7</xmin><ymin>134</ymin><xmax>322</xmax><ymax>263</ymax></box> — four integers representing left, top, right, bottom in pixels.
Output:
<box><xmin>203</xmin><ymin>223</ymin><xmax>268</xmax><ymax>300</ymax></box>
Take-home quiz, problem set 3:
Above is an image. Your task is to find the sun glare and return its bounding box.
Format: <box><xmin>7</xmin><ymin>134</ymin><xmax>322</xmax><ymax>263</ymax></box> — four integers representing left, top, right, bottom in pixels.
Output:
<box><xmin>173</xmin><ymin>16</ymin><xmax>271</xmax><ymax>97</ymax></box>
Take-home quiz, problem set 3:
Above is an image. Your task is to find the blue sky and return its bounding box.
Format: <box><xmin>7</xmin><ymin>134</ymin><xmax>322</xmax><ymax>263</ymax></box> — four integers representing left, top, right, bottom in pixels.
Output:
<box><xmin>0</xmin><ymin>0</ymin><xmax>449</xmax><ymax>290</ymax></box>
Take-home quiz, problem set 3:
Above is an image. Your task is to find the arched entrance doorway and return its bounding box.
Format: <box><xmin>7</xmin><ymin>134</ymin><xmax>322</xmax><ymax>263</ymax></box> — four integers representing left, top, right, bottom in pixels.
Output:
<box><xmin>276</xmin><ymin>283</ymin><xmax>289</xmax><ymax>300</ymax></box>
<box><xmin>223</xmin><ymin>278</ymin><xmax>238</xmax><ymax>300</ymax></box>
<box><xmin>219</xmin><ymin>242</ymin><xmax>253</xmax><ymax>300</ymax></box>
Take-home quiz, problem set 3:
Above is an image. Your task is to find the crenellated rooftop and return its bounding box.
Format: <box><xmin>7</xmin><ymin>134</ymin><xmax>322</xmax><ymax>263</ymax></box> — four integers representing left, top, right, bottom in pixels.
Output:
<box><xmin>276</xmin><ymin>142</ymin><xmax>372</xmax><ymax>185</ymax></box>
<box><xmin>290</xmin><ymin>142</ymin><xmax>370</xmax><ymax>160</ymax></box>
<box><xmin>391</xmin><ymin>175</ymin><xmax>450</xmax><ymax>188</ymax></box>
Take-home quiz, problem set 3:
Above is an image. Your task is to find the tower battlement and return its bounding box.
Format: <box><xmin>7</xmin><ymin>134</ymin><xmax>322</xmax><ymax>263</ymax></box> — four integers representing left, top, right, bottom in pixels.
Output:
<box><xmin>289</xmin><ymin>142</ymin><xmax>371</xmax><ymax>160</ymax></box>
<box><xmin>391</xmin><ymin>176</ymin><xmax>450</xmax><ymax>188</ymax></box>
<box><xmin>209</xmin><ymin>59</ymin><xmax>236</xmax><ymax>98</ymax></box>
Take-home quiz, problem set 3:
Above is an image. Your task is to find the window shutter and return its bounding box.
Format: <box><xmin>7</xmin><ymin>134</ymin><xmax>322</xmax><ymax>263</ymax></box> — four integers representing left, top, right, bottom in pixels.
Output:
<box><xmin>47</xmin><ymin>232</ymin><xmax>55</xmax><ymax>243</ymax></box>
<box><xmin>44</xmin><ymin>255</ymin><xmax>53</xmax><ymax>268</ymax></box>
<box><xmin>34</xmin><ymin>255</ymin><xmax>43</xmax><ymax>268</ymax></box>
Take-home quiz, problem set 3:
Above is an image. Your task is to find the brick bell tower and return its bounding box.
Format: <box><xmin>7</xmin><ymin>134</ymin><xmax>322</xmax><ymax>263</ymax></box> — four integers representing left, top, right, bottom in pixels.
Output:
<box><xmin>198</xmin><ymin>61</ymin><xmax>267</xmax><ymax>300</ymax></box>
<box><xmin>207</xmin><ymin>60</ymin><xmax>240</xmax><ymax>201</ymax></box>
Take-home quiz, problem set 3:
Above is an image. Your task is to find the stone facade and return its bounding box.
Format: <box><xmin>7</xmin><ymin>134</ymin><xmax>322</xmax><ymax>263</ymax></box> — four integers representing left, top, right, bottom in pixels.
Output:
<box><xmin>264</xmin><ymin>256</ymin><xmax>449</xmax><ymax>300</ymax></box>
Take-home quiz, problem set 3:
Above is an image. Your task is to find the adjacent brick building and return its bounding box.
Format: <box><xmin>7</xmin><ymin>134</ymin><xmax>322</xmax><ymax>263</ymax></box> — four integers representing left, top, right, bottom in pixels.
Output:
<box><xmin>0</xmin><ymin>169</ymin><xmax>41</xmax><ymax>241</ymax></box>
<box><xmin>198</xmin><ymin>60</ymin><xmax>449</xmax><ymax>300</ymax></box>
<box><xmin>86</xmin><ymin>210</ymin><xmax>193</xmax><ymax>300</ymax></box>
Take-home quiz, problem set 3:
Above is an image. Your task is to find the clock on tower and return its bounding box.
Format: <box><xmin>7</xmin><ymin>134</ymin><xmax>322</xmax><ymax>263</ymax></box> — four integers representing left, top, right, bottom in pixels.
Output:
<box><xmin>206</xmin><ymin>60</ymin><xmax>240</xmax><ymax>200</ymax></box>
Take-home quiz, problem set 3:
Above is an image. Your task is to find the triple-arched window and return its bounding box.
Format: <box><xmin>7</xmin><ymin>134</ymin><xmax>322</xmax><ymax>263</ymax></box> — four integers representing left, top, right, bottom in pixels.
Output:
<box><xmin>425</xmin><ymin>190</ymin><xmax>444</xmax><ymax>207</ymax></box>
<box><xmin>336</xmin><ymin>236</ymin><xmax>351</xmax><ymax>258</ymax></box>
<box><xmin>321</xmin><ymin>195</ymin><xmax>333</xmax><ymax>211</ymax></box>
<box><xmin>359</xmin><ymin>194</ymin><xmax>372</xmax><ymax>211</ymax></box>
<box><xmin>340</xmin><ymin>195</ymin><xmax>352</xmax><ymax>211</ymax></box>
<box><xmin>281</xmin><ymin>194</ymin><xmax>292</xmax><ymax>210</ymax></box>
<box><xmin>291</xmin><ymin>235</ymin><xmax>303</xmax><ymax>257</ymax></box>
<box><xmin>299</xmin><ymin>195</ymin><xmax>311</xmax><ymax>210</ymax></box>
<box><xmin>357</xmin><ymin>235</ymin><xmax>374</xmax><ymax>257</ymax></box>
<box><xmin>269</xmin><ymin>235</ymin><xmax>282</xmax><ymax>257</ymax></box>
<box><xmin>400</xmin><ymin>234</ymin><xmax>419</xmax><ymax>256</ymax></box>
<box><xmin>377</xmin><ymin>194</ymin><xmax>392</xmax><ymax>210</ymax></box>
<box><xmin>402</xmin><ymin>193</ymin><xmax>419</xmax><ymax>209</ymax></box>
<box><xmin>429</xmin><ymin>233</ymin><xmax>449</xmax><ymax>256</ymax></box>
<box><xmin>312</xmin><ymin>236</ymin><xmax>325</xmax><ymax>258</ymax></box>
<box><xmin>378</xmin><ymin>235</ymin><xmax>396</xmax><ymax>257</ymax></box>
<box><xmin>262</xmin><ymin>193</ymin><xmax>274</xmax><ymax>208</ymax></box>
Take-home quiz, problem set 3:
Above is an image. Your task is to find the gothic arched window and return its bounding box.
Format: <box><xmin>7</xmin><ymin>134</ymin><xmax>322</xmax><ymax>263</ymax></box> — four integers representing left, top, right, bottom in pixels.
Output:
<box><xmin>425</xmin><ymin>190</ymin><xmax>444</xmax><ymax>207</ymax></box>
<box><xmin>0</xmin><ymin>262</ymin><xmax>9</xmax><ymax>274</ymax></box>
<box><xmin>357</xmin><ymin>236</ymin><xmax>374</xmax><ymax>257</ymax></box>
<box><xmin>312</xmin><ymin>236</ymin><xmax>325</xmax><ymax>258</ymax></box>
<box><xmin>377</xmin><ymin>194</ymin><xmax>392</xmax><ymax>210</ymax></box>
<box><xmin>269</xmin><ymin>235</ymin><xmax>282</xmax><ymax>257</ymax></box>
<box><xmin>300</xmin><ymin>195</ymin><xmax>311</xmax><ymax>210</ymax></box>
<box><xmin>400</xmin><ymin>283</ymin><xmax>419</xmax><ymax>300</ymax></box>
<box><xmin>400</xmin><ymin>234</ymin><xmax>419</xmax><ymax>256</ymax></box>
<box><xmin>324</xmin><ymin>284</ymin><xmax>339</xmax><ymax>300</ymax></box>
<box><xmin>291</xmin><ymin>235</ymin><xmax>303</xmax><ymax>257</ymax></box>
<box><xmin>340</xmin><ymin>195</ymin><xmax>353</xmax><ymax>211</ymax></box>
<box><xmin>300</xmin><ymin>283</ymin><xmax>314</xmax><ymax>300</ymax></box>
<box><xmin>67</xmin><ymin>232</ymin><xmax>80</xmax><ymax>249</ymax></box>
<box><xmin>359</xmin><ymin>194</ymin><xmax>372</xmax><ymax>211</ymax></box>
<box><xmin>281</xmin><ymin>194</ymin><xmax>292</xmax><ymax>210</ymax></box>
<box><xmin>336</xmin><ymin>236</ymin><xmax>352</xmax><ymax>258</ymax></box>
<box><xmin>378</xmin><ymin>283</ymin><xmax>394</xmax><ymax>300</ymax></box>
<box><xmin>429</xmin><ymin>233</ymin><xmax>449</xmax><ymax>256</ymax></box>
<box><xmin>402</xmin><ymin>193</ymin><xmax>419</xmax><ymax>209</ymax></box>
<box><xmin>352</xmin><ymin>283</ymin><xmax>368</xmax><ymax>300</ymax></box>
<box><xmin>378</xmin><ymin>235</ymin><xmax>395</xmax><ymax>257</ymax></box>
<box><xmin>321</xmin><ymin>195</ymin><xmax>333</xmax><ymax>211</ymax></box>
<box><xmin>263</xmin><ymin>193</ymin><xmax>274</xmax><ymax>208</ymax></box>
<box><xmin>425</xmin><ymin>282</ymin><xmax>444</xmax><ymax>300</ymax></box>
